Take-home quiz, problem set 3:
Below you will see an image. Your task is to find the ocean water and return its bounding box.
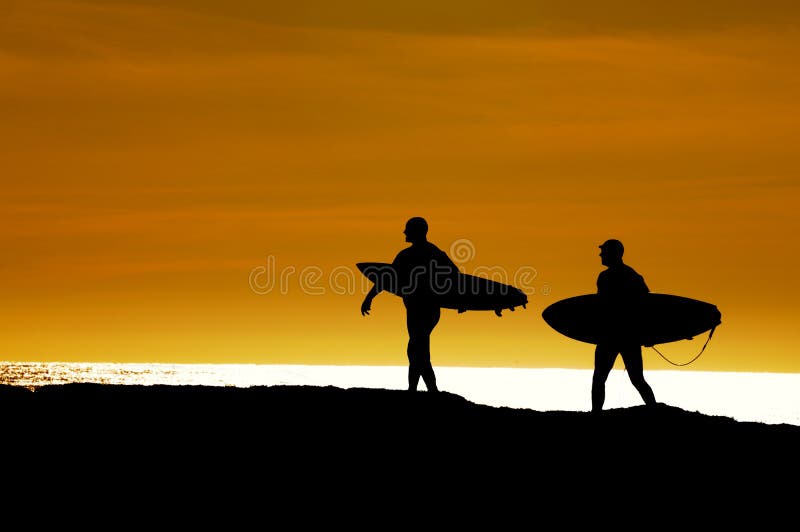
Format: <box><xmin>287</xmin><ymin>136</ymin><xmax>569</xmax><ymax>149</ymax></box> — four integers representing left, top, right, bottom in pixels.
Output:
<box><xmin>1</xmin><ymin>362</ymin><xmax>798</xmax><ymax>426</ymax></box>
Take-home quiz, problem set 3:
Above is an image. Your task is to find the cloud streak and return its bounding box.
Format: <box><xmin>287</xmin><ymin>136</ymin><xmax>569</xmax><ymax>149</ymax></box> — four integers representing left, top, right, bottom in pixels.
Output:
<box><xmin>43</xmin><ymin>0</ymin><xmax>800</xmax><ymax>35</ymax></box>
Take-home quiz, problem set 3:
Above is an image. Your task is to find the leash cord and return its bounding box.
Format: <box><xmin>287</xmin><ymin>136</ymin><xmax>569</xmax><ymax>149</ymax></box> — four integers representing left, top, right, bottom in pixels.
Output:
<box><xmin>649</xmin><ymin>326</ymin><xmax>716</xmax><ymax>367</ymax></box>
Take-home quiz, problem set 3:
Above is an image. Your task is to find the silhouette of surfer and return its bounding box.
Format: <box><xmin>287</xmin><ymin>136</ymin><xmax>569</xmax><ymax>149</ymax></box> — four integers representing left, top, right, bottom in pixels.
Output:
<box><xmin>592</xmin><ymin>239</ymin><xmax>657</xmax><ymax>413</ymax></box>
<box><xmin>361</xmin><ymin>217</ymin><xmax>458</xmax><ymax>392</ymax></box>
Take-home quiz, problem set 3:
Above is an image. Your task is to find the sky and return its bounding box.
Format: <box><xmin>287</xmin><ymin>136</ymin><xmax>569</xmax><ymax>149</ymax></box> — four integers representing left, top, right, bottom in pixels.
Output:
<box><xmin>1</xmin><ymin>1</ymin><xmax>799</xmax><ymax>372</ymax></box>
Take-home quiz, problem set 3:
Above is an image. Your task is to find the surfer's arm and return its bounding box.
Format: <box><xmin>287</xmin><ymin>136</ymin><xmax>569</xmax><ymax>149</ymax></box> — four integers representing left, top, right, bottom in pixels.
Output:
<box><xmin>640</xmin><ymin>275</ymin><xmax>650</xmax><ymax>294</ymax></box>
<box><xmin>361</xmin><ymin>285</ymin><xmax>380</xmax><ymax>316</ymax></box>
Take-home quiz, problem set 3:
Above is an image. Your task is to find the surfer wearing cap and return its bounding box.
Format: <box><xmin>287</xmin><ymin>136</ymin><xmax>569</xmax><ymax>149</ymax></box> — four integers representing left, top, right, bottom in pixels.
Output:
<box><xmin>593</xmin><ymin>239</ymin><xmax>657</xmax><ymax>412</ymax></box>
<box><xmin>361</xmin><ymin>217</ymin><xmax>458</xmax><ymax>392</ymax></box>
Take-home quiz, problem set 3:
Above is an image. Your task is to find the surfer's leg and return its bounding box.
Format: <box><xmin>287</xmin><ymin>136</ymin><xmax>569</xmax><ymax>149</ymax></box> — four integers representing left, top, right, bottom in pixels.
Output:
<box><xmin>406</xmin><ymin>335</ymin><xmax>423</xmax><ymax>391</ymax></box>
<box><xmin>406</xmin><ymin>306</ymin><xmax>440</xmax><ymax>392</ymax></box>
<box><xmin>408</xmin><ymin>306</ymin><xmax>440</xmax><ymax>392</ymax></box>
<box><xmin>621</xmin><ymin>346</ymin><xmax>656</xmax><ymax>406</ymax></box>
<box><xmin>407</xmin><ymin>307</ymin><xmax>435</xmax><ymax>391</ymax></box>
<box><xmin>418</xmin><ymin>338</ymin><xmax>437</xmax><ymax>392</ymax></box>
<box><xmin>406</xmin><ymin>311</ymin><xmax>422</xmax><ymax>391</ymax></box>
<box><xmin>418</xmin><ymin>307</ymin><xmax>440</xmax><ymax>392</ymax></box>
<box><xmin>592</xmin><ymin>345</ymin><xmax>617</xmax><ymax>412</ymax></box>
<box><xmin>407</xmin><ymin>335</ymin><xmax>433</xmax><ymax>391</ymax></box>
<box><xmin>407</xmin><ymin>360</ymin><xmax>421</xmax><ymax>391</ymax></box>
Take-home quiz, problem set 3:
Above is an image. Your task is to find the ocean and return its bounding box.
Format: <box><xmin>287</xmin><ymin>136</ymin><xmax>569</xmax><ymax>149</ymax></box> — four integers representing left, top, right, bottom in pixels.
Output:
<box><xmin>2</xmin><ymin>362</ymin><xmax>798</xmax><ymax>426</ymax></box>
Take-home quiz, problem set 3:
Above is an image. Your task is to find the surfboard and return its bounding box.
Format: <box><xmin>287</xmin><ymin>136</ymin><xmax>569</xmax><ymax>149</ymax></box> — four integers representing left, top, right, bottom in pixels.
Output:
<box><xmin>357</xmin><ymin>262</ymin><xmax>528</xmax><ymax>316</ymax></box>
<box><xmin>541</xmin><ymin>293</ymin><xmax>721</xmax><ymax>346</ymax></box>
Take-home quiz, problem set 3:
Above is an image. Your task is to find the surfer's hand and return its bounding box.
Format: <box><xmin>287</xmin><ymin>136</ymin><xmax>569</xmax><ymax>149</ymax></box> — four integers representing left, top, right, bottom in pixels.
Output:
<box><xmin>361</xmin><ymin>300</ymin><xmax>372</xmax><ymax>316</ymax></box>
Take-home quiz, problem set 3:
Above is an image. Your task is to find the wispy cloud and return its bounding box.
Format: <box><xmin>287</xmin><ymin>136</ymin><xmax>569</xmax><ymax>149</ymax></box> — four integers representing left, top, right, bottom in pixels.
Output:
<box><xmin>40</xmin><ymin>0</ymin><xmax>800</xmax><ymax>35</ymax></box>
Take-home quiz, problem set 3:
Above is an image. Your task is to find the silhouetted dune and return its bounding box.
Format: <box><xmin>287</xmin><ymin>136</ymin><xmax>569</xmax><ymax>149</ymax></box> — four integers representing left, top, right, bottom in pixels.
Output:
<box><xmin>2</xmin><ymin>383</ymin><xmax>797</xmax><ymax>514</ymax></box>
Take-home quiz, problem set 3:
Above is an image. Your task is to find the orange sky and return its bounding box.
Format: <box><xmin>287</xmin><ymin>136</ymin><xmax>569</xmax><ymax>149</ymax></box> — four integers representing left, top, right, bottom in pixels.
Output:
<box><xmin>1</xmin><ymin>1</ymin><xmax>799</xmax><ymax>372</ymax></box>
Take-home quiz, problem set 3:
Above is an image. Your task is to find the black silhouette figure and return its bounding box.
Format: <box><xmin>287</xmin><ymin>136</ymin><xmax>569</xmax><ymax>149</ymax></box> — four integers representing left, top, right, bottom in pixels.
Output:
<box><xmin>592</xmin><ymin>239</ymin><xmax>657</xmax><ymax>412</ymax></box>
<box><xmin>361</xmin><ymin>217</ymin><xmax>458</xmax><ymax>392</ymax></box>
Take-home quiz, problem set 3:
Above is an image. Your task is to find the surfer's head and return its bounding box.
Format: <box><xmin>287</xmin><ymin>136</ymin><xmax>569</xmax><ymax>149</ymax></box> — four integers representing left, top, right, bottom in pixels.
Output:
<box><xmin>404</xmin><ymin>217</ymin><xmax>429</xmax><ymax>243</ymax></box>
<box><xmin>599</xmin><ymin>239</ymin><xmax>624</xmax><ymax>266</ymax></box>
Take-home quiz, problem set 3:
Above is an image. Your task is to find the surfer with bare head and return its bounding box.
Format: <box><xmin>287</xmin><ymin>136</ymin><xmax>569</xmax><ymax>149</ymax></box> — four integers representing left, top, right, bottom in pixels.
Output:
<box><xmin>361</xmin><ymin>217</ymin><xmax>458</xmax><ymax>392</ymax></box>
<box><xmin>593</xmin><ymin>239</ymin><xmax>657</xmax><ymax>412</ymax></box>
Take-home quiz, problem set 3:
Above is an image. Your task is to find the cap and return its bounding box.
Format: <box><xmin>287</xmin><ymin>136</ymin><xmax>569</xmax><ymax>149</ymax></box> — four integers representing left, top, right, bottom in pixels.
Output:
<box><xmin>599</xmin><ymin>239</ymin><xmax>624</xmax><ymax>254</ymax></box>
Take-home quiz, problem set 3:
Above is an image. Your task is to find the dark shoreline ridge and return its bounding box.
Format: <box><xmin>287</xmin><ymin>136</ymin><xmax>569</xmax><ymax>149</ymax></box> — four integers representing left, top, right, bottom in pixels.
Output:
<box><xmin>3</xmin><ymin>383</ymin><xmax>798</xmax><ymax>507</ymax></box>
<box><xmin>4</xmin><ymin>382</ymin><xmax>798</xmax><ymax>442</ymax></box>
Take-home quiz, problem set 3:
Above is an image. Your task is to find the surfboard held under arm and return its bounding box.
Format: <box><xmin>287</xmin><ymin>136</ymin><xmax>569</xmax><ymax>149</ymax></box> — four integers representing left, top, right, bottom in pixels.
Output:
<box><xmin>542</xmin><ymin>293</ymin><xmax>721</xmax><ymax>346</ymax></box>
<box><xmin>356</xmin><ymin>262</ymin><xmax>528</xmax><ymax>316</ymax></box>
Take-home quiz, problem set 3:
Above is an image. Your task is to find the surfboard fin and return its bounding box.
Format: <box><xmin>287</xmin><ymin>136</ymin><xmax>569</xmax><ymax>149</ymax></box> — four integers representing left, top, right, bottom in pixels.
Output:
<box><xmin>495</xmin><ymin>309</ymin><xmax>503</xmax><ymax>317</ymax></box>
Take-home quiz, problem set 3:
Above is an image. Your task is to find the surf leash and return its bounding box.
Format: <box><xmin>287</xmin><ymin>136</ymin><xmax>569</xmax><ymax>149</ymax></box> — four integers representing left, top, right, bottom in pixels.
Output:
<box><xmin>649</xmin><ymin>326</ymin><xmax>717</xmax><ymax>367</ymax></box>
